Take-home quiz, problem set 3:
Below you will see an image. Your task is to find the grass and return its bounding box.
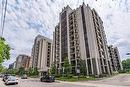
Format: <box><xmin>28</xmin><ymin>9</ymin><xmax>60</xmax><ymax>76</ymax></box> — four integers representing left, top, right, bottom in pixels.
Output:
<box><xmin>56</xmin><ymin>76</ymin><xmax>96</xmax><ymax>82</ymax></box>
<box><xmin>127</xmin><ymin>71</ymin><xmax>130</xmax><ymax>74</ymax></box>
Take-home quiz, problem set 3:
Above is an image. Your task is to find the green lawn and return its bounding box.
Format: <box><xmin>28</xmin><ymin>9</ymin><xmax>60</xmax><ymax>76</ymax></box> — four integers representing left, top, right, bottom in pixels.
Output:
<box><xmin>127</xmin><ymin>71</ymin><xmax>130</xmax><ymax>74</ymax></box>
<box><xmin>56</xmin><ymin>76</ymin><xmax>96</xmax><ymax>82</ymax></box>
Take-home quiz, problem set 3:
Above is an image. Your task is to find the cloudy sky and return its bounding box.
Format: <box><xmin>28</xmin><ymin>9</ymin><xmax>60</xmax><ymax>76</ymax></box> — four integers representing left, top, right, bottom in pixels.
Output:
<box><xmin>0</xmin><ymin>0</ymin><xmax>130</xmax><ymax>67</ymax></box>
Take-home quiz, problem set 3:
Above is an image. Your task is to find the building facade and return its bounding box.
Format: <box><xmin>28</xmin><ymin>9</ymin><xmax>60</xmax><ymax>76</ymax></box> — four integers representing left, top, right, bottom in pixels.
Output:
<box><xmin>108</xmin><ymin>45</ymin><xmax>123</xmax><ymax>71</ymax></box>
<box><xmin>15</xmin><ymin>54</ymin><xmax>31</xmax><ymax>70</ymax></box>
<box><xmin>29</xmin><ymin>57</ymin><xmax>33</xmax><ymax>68</ymax></box>
<box><xmin>53</xmin><ymin>3</ymin><xmax>112</xmax><ymax>76</ymax></box>
<box><xmin>31</xmin><ymin>35</ymin><xmax>53</xmax><ymax>75</ymax></box>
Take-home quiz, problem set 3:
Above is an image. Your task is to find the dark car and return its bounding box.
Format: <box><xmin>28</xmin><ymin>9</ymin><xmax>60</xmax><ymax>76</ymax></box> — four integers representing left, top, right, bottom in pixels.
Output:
<box><xmin>3</xmin><ymin>74</ymin><xmax>10</xmax><ymax>82</ymax></box>
<box><xmin>40</xmin><ymin>75</ymin><xmax>55</xmax><ymax>82</ymax></box>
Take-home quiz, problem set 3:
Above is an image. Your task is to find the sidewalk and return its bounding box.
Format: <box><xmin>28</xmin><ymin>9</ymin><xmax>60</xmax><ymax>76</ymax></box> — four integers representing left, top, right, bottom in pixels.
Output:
<box><xmin>59</xmin><ymin>81</ymin><xmax>129</xmax><ymax>87</ymax></box>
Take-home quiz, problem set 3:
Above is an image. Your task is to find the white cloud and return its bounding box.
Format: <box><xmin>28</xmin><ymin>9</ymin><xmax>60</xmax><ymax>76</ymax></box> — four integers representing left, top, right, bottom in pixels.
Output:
<box><xmin>1</xmin><ymin>0</ymin><xmax>130</xmax><ymax>67</ymax></box>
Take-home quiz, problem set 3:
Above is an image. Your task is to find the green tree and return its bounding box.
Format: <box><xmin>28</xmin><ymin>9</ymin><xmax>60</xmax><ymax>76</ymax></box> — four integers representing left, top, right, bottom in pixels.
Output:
<box><xmin>0</xmin><ymin>37</ymin><xmax>10</xmax><ymax>64</ymax></box>
<box><xmin>0</xmin><ymin>65</ymin><xmax>6</xmax><ymax>73</ymax></box>
<box><xmin>78</xmin><ymin>59</ymin><xmax>87</xmax><ymax>76</ymax></box>
<box><xmin>28</xmin><ymin>67</ymin><xmax>34</xmax><ymax>76</ymax></box>
<box><xmin>50</xmin><ymin>63</ymin><xmax>56</xmax><ymax>75</ymax></box>
<box><xmin>122</xmin><ymin>58</ymin><xmax>130</xmax><ymax>71</ymax></box>
<box><xmin>33</xmin><ymin>67</ymin><xmax>39</xmax><ymax>76</ymax></box>
<box><xmin>63</xmin><ymin>58</ymin><xmax>71</xmax><ymax>75</ymax></box>
<box><xmin>18</xmin><ymin>67</ymin><xmax>25</xmax><ymax>76</ymax></box>
<box><xmin>28</xmin><ymin>67</ymin><xmax>39</xmax><ymax>76</ymax></box>
<box><xmin>5</xmin><ymin>69</ymin><xmax>18</xmax><ymax>75</ymax></box>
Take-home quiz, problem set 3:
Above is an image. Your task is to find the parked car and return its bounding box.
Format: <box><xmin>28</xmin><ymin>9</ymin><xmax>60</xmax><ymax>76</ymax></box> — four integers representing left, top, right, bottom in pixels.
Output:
<box><xmin>40</xmin><ymin>75</ymin><xmax>55</xmax><ymax>82</ymax></box>
<box><xmin>5</xmin><ymin>76</ymin><xmax>18</xmax><ymax>85</ymax></box>
<box><xmin>0</xmin><ymin>74</ymin><xmax>4</xmax><ymax>78</ymax></box>
<box><xmin>3</xmin><ymin>74</ymin><xmax>10</xmax><ymax>82</ymax></box>
<box><xmin>21</xmin><ymin>74</ymin><xmax>27</xmax><ymax>79</ymax></box>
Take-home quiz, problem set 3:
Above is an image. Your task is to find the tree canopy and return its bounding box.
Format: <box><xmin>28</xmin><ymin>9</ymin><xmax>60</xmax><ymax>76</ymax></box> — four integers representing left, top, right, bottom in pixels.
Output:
<box><xmin>50</xmin><ymin>63</ymin><xmax>57</xmax><ymax>75</ymax></box>
<box><xmin>78</xmin><ymin>59</ymin><xmax>87</xmax><ymax>76</ymax></box>
<box><xmin>63</xmin><ymin>58</ymin><xmax>71</xmax><ymax>74</ymax></box>
<box><xmin>28</xmin><ymin>67</ymin><xmax>39</xmax><ymax>76</ymax></box>
<box><xmin>122</xmin><ymin>58</ymin><xmax>130</xmax><ymax>71</ymax></box>
<box><xmin>0</xmin><ymin>37</ymin><xmax>10</xmax><ymax>64</ymax></box>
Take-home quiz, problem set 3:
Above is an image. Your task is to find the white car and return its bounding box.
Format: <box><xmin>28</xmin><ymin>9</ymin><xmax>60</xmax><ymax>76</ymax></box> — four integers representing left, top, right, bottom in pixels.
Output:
<box><xmin>5</xmin><ymin>76</ymin><xmax>18</xmax><ymax>85</ymax></box>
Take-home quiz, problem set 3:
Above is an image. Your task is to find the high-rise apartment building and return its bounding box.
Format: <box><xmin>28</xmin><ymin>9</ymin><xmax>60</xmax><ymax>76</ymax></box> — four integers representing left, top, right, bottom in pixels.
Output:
<box><xmin>53</xmin><ymin>3</ymin><xmax>112</xmax><ymax>76</ymax></box>
<box><xmin>31</xmin><ymin>35</ymin><xmax>53</xmax><ymax>75</ymax></box>
<box><xmin>15</xmin><ymin>54</ymin><xmax>31</xmax><ymax>70</ymax></box>
<box><xmin>31</xmin><ymin>35</ymin><xmax>43</xmax><ymax>68</ymax></box>
<box><xmin>108</xmin><ymin>45</ymin><xmax>123</xmax><ymax>71</ymax></box>
<box><xmin>29</xmin><ymin>57</ymin><xmax>33</xmax><ymax>68</ymax></box>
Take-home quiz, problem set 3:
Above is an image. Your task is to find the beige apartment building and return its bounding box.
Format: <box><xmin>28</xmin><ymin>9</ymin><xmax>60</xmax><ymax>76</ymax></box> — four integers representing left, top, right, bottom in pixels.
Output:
<box><xmin>53</xmin><ymin>3</ymin><xmax>113</xmax><ymax>76</ymax></box>
<box><xmin>108</xmin><ymin>45</ymin><xmax>123</xmax><ymax>71</ymax></box>
<box><xmin>31</xmin><ymin>35</ymin><xmax>53</xmax><ymax>75</ymax></box>
<box><xmin>15</xmin><ymin>54</ymin><xmax>31</xmax><ymax>70</ymax></box>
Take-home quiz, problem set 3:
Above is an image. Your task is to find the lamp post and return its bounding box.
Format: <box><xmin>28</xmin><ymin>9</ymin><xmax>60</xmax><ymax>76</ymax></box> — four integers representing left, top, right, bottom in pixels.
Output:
<box><xmin>60</xmin><ymin>67</ymin><xmax>64</xmax><ymax>81</ymax></box>
<box><xmin>76</xmin><ymin>66</ymin><xmax>80</xmax><ymax>80</ymax></box>
<box><xmin>62</xmin><ymin>67</ymin><xmax>64</xmax><ymax>74</ymax></box>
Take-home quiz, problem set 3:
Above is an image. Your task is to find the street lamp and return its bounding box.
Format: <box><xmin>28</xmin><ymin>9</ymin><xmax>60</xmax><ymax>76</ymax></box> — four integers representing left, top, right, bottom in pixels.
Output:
<box><xmin>62</xmin><ymin>67</ymin><xmax>65</xmax><ymax>78</ymax></box>
<box><xmin>62</xmin><ymin>67</ymin><xmax>65</xmax><ymax>74</ymax></box>
<box><xmin>76</xmin><ymin>66</ymin><xmax>80</xmax><ymax>80</ymax></box>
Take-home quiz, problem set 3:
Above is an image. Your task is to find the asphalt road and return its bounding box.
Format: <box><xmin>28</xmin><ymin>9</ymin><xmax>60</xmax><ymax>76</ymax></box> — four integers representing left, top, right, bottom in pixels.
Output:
<box><xmin>0</xmin><ymin>74</ymin><xmax>130</xmax><ymax>87</ymax></box>
<box><xmin>0</xmin><ymin>78</ymin><xmax>92</xmax><ymax>87</ymax></box>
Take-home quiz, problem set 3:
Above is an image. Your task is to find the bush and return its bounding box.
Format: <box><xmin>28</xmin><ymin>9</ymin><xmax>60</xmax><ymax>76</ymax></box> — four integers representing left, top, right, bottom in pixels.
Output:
<box><xmin>85</xmin><ymin>76</ymin><xmax>90</xmax><ymax>78</ymax></box>
<box><xmin>79</xmin><ymin>75</ymin><xmax>85</xmax><ymax>78</ymax></box>
<box><xmin>55</xmin><ymin>74</ymin><xmax>61</xmax><ymax>78</ymax></box>
<box><xmin>112</xmin><ymin>71</ymin><xmax>119</xmax><ymax>75</ymax></box>
<box><xmin>12</xmin><ymin>74</ymin><xmax>16</xmax><ymax>76</ymax></box>
<box><xmin>67</xmin><ymin>74</ymin><xmax>73</xmax><ymax>79</ymax></box>
<box><xmin>99</xmin><ymin>74</ymin><xmax>108</xmax><ymax>78</ymax></box>
<box><xmin>62</xmin><ymin>74</ymin><xmax>68</xmax><ymax>77</ymax></box>
<box><xmin>119</xmin><ymin>70</ymin><xmax>127</xmax><ymax>73</ymax></box>
<box><xmin>73</xmin><ymin>76</ymin><xmax>78</xmax><ymax>78</ymax></box>
<box><xmin>126</xmin><ymin>69</ymin><xmax>130</xmax><ymax>72</ymax></box>
<box><xmin>89</xmin><ymin>74</ymin><xmax>96</xmax><ymax>78</ymax></box>
<box><xmin>127</xmin><ymin>70</ymin><xmax>130</xmax><ymax>74</ymax></box>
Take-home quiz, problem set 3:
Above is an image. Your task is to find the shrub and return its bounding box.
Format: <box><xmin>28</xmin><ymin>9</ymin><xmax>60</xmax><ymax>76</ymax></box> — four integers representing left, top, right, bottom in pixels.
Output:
<box><xmin>73</xmin><ymin>76</ymin><xmax>78</xmax><ymax>79</ymax></box>
<box><xmin>67</xmin><ymin>74</ymin><xmax>73</xmax><ymax>79</ymax></box>
<box><xmin>119</xmin><ymin>70</ymin><xmax>126</xmax><ymax>73</ymax></box>
<box><xmin>112</xmin><ymin>71</ymin><xmax>119</xmax><ymax>75</ymax></box>
<box><xmin>55</xmin><ymin>74</ymin><xmax>61</xmax><ymax>78</ymax></box>
<box><xmin>99</xmin><ymin>74</ymin><xmax>108</xmax><ymax>78</ymax></box>
<box><xmin>85</xmin><ymin>76</ymin><xmax>90</xmax><ymax>78</ymax></box>
<box><xmin>127</xmin><ymin>70</ymin><xmax>130</xmax><ymax>74</ymax></box>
